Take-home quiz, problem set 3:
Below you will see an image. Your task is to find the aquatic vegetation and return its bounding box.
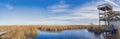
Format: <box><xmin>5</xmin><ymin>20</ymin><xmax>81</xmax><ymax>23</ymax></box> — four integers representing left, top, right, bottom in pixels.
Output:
<box><xmin>0</xmin><ymin>25</ymin><xmax>106</xmax><ymax>39</ymax></box>
<box><xmin>0</xmin><ymin>26</ymin><xmax>38</xmax><ymax>39</ymax></box>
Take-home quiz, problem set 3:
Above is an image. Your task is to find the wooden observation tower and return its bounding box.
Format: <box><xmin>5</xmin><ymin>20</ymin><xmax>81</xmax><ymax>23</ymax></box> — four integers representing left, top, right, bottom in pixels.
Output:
<box><xmin>98</xmin><ymin>4</ymin><xmax>120</xmax><ymax>29</ymax></box>
<box><xmin>98</xmin><ymin>4</ymin><xmax>112</xmax><ymax>28</ymax></box>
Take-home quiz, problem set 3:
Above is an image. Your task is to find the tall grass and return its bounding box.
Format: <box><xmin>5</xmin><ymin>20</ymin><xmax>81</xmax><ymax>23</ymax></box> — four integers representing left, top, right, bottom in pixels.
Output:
<box><xmin>0</xmin><ymin>26</ymin><xmax>38</xmax><ymax>39</ymax></box>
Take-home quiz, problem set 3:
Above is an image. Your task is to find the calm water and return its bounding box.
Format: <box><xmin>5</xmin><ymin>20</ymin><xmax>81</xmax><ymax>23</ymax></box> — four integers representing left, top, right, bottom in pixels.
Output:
<box><xmin>35</xmin><ymin>29</ymin><xmax>104</xmax><ymax>39</ymax></box>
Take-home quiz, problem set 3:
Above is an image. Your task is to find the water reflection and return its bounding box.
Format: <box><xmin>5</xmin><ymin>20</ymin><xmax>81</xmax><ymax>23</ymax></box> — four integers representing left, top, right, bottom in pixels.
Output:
<box><xmin>35</xmin><ymin>29</ymin><xmax>104</xmax><ymax>39</ymax></box>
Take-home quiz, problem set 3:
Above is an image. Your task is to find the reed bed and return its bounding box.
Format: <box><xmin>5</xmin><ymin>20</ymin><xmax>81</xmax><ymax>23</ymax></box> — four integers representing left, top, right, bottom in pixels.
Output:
<box><xmin>0</xmin><ymin>25</ymin><xmax>102</xmax><ymax>39</ymax></box>
<box><xmin>38</xmin><ymin>25</ymin><xmax>101</xmax><ymax>32</ymax></box>
<box><xmin>0</xmin><ymin>26</ymin><xmax>38</xmax><ymax>39</ymax></box>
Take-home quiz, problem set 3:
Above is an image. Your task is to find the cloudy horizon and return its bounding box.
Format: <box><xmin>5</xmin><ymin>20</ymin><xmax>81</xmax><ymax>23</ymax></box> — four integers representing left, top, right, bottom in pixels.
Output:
<box><xmin>0</xmin><ymin>0</ymin><xmax>120</xmax><ymax>25</ymax></box>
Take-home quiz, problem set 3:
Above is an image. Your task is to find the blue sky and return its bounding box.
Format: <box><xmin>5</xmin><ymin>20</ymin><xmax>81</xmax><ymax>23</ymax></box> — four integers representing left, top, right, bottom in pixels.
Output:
<box><xmin>0</xmin><ymin>0</ymin><xmax>120</xmax><ymax>25</ymax></box>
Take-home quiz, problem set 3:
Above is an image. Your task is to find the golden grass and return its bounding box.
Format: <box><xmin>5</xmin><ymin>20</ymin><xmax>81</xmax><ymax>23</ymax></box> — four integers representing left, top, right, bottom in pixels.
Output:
<box><xmin>0</xmin><ymin>25</ymin><xmax>103</xmax><ymax>39</ymax></box>
<box><xmin>0</xmin><ymin>26</ymin><xmax>38</xmax><ymax>39</ymax></box>
<box><xmin>37</xmin><ymin>25</ymin><xmax>101</xmax><ymax>32</ymax></box>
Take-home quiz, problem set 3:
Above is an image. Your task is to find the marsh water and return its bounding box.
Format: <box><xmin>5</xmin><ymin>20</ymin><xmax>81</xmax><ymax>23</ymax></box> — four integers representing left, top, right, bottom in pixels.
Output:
<box><xmin>35</xmin><ymin>29</ymin><xmax>105</xmax><ymax>39</ymax></box>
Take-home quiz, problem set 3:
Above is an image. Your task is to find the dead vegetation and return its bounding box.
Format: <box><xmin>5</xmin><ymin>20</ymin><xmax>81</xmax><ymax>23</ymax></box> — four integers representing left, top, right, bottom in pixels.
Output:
<box><xmin>0</xmin><ymin>26</ymin><xmax>38</xmax><ymax>39</ymax></box>
<box><xmin>0</xmin><ymin>25</ymin><xmax>102</xmax><ymax>39</ymax></box>
<box><xmin>37</xmin><ymin>25</ymin><xmax>101</xmax><ymax>32</ymax></box>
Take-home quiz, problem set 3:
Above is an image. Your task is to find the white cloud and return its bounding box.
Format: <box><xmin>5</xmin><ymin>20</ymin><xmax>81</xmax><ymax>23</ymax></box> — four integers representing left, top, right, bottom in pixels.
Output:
<box><xmin>2</xmin><ymin>0</ymin><xmax>120</xmax><ymax>25</ymax></box>
<box><xmin>39</xmin><ymin>1</ymin><xmax>102</xmax><ymax>25</ymax></box>
<box><xmin>6</xmin><ymin>4</ymin><xmax>14</xmax><ymax>10</ymax></box>
<box><xmin>0</xmin><ymin>0</ymin><xmax>108</xmax><ymax>25</ymax></box>
<box><xmin>47</xmin><ymin>0</ymin><xmax>69</xmax><ymax>13</ymax></box>
<box><xmin>104</xmin><ymin>0</ymin><xmax>120</xmax><ymax>7</ymax></box>
<box><xmin>0</xmin><ymin>20</ymin><xmax>71</xmax><ymax>25</ymax></box>
<box><xmin>54</xmin><ymin>1</ymin><xmax>100</xmax><ymax>19</ymax></box>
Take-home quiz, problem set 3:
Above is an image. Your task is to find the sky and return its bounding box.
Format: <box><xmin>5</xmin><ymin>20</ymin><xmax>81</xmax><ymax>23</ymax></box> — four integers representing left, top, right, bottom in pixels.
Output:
<box><xmin>0</xmin><ymin>0</ymin><xmax>120</xmax><ymax>25</ymax></box>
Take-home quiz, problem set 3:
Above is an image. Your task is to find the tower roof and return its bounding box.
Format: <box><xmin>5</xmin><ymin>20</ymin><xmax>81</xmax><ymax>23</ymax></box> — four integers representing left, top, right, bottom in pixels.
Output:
<box><xmin>98</xmin><ymin>4</ymin><xmax>112</xmax><ymax>11</ymax></box>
